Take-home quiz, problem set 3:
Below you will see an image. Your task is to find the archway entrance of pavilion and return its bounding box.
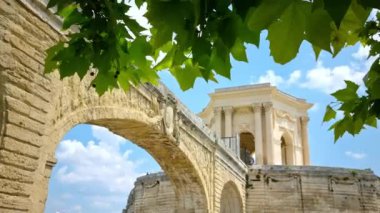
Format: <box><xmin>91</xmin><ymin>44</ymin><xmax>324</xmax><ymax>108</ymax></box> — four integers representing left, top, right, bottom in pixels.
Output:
<box><xmin>280</xmin><ymin>133</ymin><xmax>294</xmax><ymax>165</ymax></box>
<box><xmin>239</xmin><ymin>132</ymin><xmax>255</xmax><ymax>165</ymax></box>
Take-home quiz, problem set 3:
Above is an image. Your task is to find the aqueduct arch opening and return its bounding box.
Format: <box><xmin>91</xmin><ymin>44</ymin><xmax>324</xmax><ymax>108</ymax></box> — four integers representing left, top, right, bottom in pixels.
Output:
<box><xmin>0</xmin><ymin>0</ymin><xmax>248</xmax><ymax>208</ymax></box>
<box><xmin>34</xmin><ymin>75</ymin><xmax>210</xmax><ymax>212</ymax></box>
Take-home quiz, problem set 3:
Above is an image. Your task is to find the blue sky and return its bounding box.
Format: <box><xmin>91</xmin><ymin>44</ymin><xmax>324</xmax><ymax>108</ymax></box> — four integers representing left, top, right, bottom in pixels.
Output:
<box><xmin>45</xmin><ymin>30</ymin><xmax>380</xmax><ymax>213</ymax></box>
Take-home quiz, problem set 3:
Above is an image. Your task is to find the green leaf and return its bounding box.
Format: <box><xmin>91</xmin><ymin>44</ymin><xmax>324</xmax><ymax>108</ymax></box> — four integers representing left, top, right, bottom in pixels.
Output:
<box><xmin>233</xmin><ymin>0</ymin><xmax>259</xmax><ymax>19</ymax></box>
<box><xmin>323</xmin><ymin>0</ymin><xmax>352</xmax><ymax>28</ymax></box>
<box><xmin>192</xmin><ymin>36</ymin><xmax>212</xmax><ymax>80</ymax></box>
<box><xmin>364</xmin><ymin>58</ymin><xmax>380</xmax><ymax>88</ymax></box>
<box><xmin>345</xmin><ymin>80</ymin><xmax>360</xmax><ymax>91</ymax></box>
<box><xmin>215</xmin><ymin>0</ymin><xmax>230</xmax><ymax>14</ymax></box>
<box><xmin>91</xmin><ymin>69</ymin><xmax>118</xmax><ymax>96</ymax></box>
<box><xmin>247</xmin><ymin>0</ymin><xmax>292</xmax><ymax>31</ymax></box>
<box><xmin>44</xmin><ymin>42</ymin><xmax>64</xmax><ymax>73</ymax></box>
<box><xmin>170</xmin><ymin>60</ymin><xmax>201</xmax><ymax>90</ymax></box>
<box><xmin>333</xmin><ymin>117</ymin><xmax>352</xmax><ymax>142</ymax></box>
<box><xmin>312</xmin><ymin>45</ymin><xmax>322</xmax><ymax>60</ymax></box>
<box><xmin>311</xmin><ymin>0</ymin><xmax>324</xmax><ymax>11</ymax></box>
<box><xmin>210</xmin><ymin>40</ymin><xmax>231</xmax><ymax>78</ymax></box>
<box><xmin>331</xmin><ymin>81</ymin><xmax>359</xmax><ymax>102</ymax></box>
<box><xmin>57</xmin><ymin>40</ymin><xmax>92</xmax><ymax>80</ymax></box>
<box><xmin>365</xmin><ymin>115</ymin><xmax>377</xmax><ymax>128</ymax></box>
<box><xmin>267</xmin><ymin>1</ymin><xmax>310</xmax><ymax>64</ymax></box>
<box><xmin>155</xmin><ymin>47</ymin><xmax>176</xmax><ymax>71</ymax></box>
<box><xmin>57</xmin><ymin>3</ymin><xmax>76</xmax><ymax>18</ymax></box>
<box><xmin>357</xmin><ymin>0</ymin><xmax>380</xmax><ymax>9</ymax></box>
<box><xmin>150</xmin><ymin>28</ymin><xmax>172</xmax><ymax>49</ymax></box>
<box><xmin>62</xmin><ymin>9</ymin><xmax>87</xmax><ymax>30</ymax></box>
<box><xmin>135</xmin><ymin>0</ymin><xmax>144</xmax><ymax>8</ymax></box>
<box><xmin>129</xmin><ymin>37</ymin><xmax>152</xmax><ymax>68</ymax></box>
<box><xmin>239</xmin><ymin>25</ymin><xmax>260</xmax><ymax>47</ymax></box>
<box><xmin>368</xmin><ymin>79</ymin><xmax>380</xmax><ymax>99</ymax></box>
<box><xmin>124</xmin><ymin>16</ymin><xmax>146</xmax><ymax>37</ymax></box>
<box><xmin>218</xmin><ymin>14</ymin><xmax>239</xmax><ymax>49</ymax></box>
<box><xmin>331</xmin><ymin>0</ymin><xmax>371</xmax><ymax>55</ymax></box>
<box><xmin>323</xmin><ymin>105</ymin><xmax>337</xmax><ymax>122</ymax></box>
<box><xmin>147</xmin><ymin>0</ymin><xmax>194</xmax><ymax>48</ymax></box>
<box><xmin>339</xmin><ymin>101</ymin><xmax>357</xmax><ymax>112</ymax></box>
<box><xmin>231</xmin><ymin>39</ymin><xmax>248</xmax><ymax>62</ymax></box>
<box><xmin>306</xmin><ymin>8</ymin><xmax>333</xmax><ymax>52</ymax></box>
<box><xmin>339</xmin><ymin>0</ymin><xmax>370</xmax><ymax>45</ymax></box>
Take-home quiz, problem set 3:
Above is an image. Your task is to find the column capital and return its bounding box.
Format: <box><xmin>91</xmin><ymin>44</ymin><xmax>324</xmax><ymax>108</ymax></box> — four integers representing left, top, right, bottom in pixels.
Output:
<box><xmin>223</xmin><ymin>106</ymin><xmax>233</xmax><ymax>114</ymax></box>
<box><xmin>252</xmin><ymin>104</ymin><xmax>262</xmax><ymax>113</ymax></box>
<box><xmin>214</xmin><ymin>107</ymin><xmax>222</xmax><ymax>114</ymax></box>
<box><xmin>263</xmin><ymin>102</ymin><xmax>273</xmax><ymax>112</ymax></box>
<box><xmin>301</xmin><ymin>116</ymin><xmax>309</xmax><ymax>123</ymax></box>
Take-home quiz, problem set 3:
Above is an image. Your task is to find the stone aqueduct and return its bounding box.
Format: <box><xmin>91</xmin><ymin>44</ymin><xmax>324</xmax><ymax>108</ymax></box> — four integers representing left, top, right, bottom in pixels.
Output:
<box><xmin>0</xmin><ymin>0</ymin><xmax>246</xmax><ymax>212</ymax></box>
<box><xmin>0</xmin><ymin>1</ymin><xmax>379</xmax><ymax>213</ymax></box>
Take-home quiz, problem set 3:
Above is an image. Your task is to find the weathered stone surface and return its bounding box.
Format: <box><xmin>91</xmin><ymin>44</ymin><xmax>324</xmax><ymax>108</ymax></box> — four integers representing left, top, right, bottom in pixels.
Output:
<box><xmin>0</xmin><ymin>1</ymin><xmax>378</xmax><ymax>213</ymax></box>
<box><xmin>126</xmin><ymin>167</ymin><xmax>380</xmax><ymax>213</ymax></box>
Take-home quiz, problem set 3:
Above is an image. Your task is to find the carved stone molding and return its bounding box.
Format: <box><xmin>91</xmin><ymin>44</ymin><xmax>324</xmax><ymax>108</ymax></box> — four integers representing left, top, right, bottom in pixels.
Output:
<box><xmin>301</xmin><ymin>116</ymin><xmax>309</xmax><ymax>124</ymax></box>
<box><xmin>252</xmin><ymin>104</ymin><xmax>262</xmax><ymax>113</ymax></box>
<box><xmin>263</xmin><ymin>102</ymin><xmax>273</xmax><ymax>112</ymax></box>
<box><xmin>214</xmin><ymin>107</ymin><xmax>222</xmax><ymax>114</ymax></box>
<box><xmin>234</xmin><ymin>106</ymin><xmax>252</xmax><ymax>113</ymax></box>
<box><xmin>164</xmin><ymin>105</ymin><xmax>175</xmax><ymax>135</ymax></box>
<box><xmin>223</xmin><ymin>106</ymin><xmax>233</xmax><ymax>114</ymax></box>
<box><xmin>238</xmin><ymin>123</ymin><xmax>250</xmax><ymax>133</ymax></box>
<box><xmin>276</xmin><ymin>109</ymin><xmax>296</xmax><ymax>122</ymax></box>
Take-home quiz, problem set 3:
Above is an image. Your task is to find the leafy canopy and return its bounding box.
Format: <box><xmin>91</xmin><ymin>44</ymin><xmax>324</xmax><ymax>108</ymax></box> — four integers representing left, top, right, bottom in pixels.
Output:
<box><xmin>45</xmin><ymin>0</ymin><xmax>380</xmax><ymax>141</ymax></box>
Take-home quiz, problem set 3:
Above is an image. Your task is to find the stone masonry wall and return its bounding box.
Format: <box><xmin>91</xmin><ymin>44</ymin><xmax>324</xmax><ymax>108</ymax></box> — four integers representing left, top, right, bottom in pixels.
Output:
<box><xmin>122</xmin><ymin>172</ymin><xmax>176</xmax><ymax>213</ymax></box>
<box><xmin>0</xmin><ymin>0</ymin><xmax>61</xmax><ymax>211</ymax></box>
<box><xmin>0</xmin><ymin>2</ymin><xmax>247</xmax><ymax>213</ymax></box>
<box><xmin>125</xmin><ymin>166</ymin><xmax>380</xmax><ymax>212</ymax></box>
<box><xmin>246</xmin><ymin>165</ymin><xmax>380</xmax><ymax>212</ymax></box>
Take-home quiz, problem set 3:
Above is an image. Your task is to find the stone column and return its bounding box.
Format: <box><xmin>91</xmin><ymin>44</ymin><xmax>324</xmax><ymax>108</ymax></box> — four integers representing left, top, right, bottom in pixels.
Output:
<box><xmin>301</xmin><ymin>116</ymin><xmax>310</xmax><ymax>165</ymax></box>
<box><xmin>264</xmin><ymin>102</ymin><xmax>274</xmax><ymax>164</ymax></box>
<box><xmin>214</xmin><ymin>107</ymin><xmax>222</xmax><ymax>139</ymax></box>
<box><xmin>253</xmin><ymin>104</ymin><xmax>264</xmax><ymax>165</ymax></box>
<box><xmin>224</xmin><ymin>106</ymin><xmax>233</xmax><ymax>137</ymax></box>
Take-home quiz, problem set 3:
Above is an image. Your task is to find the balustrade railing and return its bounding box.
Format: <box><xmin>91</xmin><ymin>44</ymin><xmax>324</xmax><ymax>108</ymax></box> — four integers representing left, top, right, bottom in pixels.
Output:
<box><xmin>219</xmin><ymin>136</ymin><xmax>240</xmax><ymax>157</ymax></box>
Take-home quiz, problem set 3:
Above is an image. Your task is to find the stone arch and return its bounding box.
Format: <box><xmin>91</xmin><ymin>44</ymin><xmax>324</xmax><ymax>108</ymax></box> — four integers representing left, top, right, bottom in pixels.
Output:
<box><xmin>239</xmin><ymin>131</ymin><xmax>255</xmax><ymax>165</ymax></box>
<box><xmin>31</xmin><ymin>76</ymin><xmax>209</xmax><ymax>212</ymax></box>
<box><xmin>280</xmin><ymin>131</ymin><xmax>294</xmax><ymax>165</ymax></box>
<box><xmin>220</xmin><ymin>181</ymin><xmax>243</xmax><ymax>213</ymax></box>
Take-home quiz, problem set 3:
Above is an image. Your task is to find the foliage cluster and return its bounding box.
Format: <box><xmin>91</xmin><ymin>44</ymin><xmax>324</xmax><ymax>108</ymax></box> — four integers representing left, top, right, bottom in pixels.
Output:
<box><xmin>45</xmin><ymin>0</ymin><xmax>379</xmax><ymax>141</ymax></box>
<box><xmin>324</xmin><ymin>11</ymin><xmax>380</xmax><ymax>141</ymax></box>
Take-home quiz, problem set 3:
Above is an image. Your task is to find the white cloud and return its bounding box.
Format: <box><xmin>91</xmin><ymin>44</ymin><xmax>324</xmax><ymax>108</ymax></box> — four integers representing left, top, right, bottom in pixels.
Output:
<box><xmin>55</xmin><ymin>204</ymin><xmax>83</xmax><ymax>213</ymax></box>
<box><xmin>300</xmin><ymin>62</ymin><xmax>366</xmax><ymax>94</ymax></box>
<box><xmin>252</xmin><ymin>46</ymin><xmax>373</xmax><ymax>94</ymax></box>
<box><xmin>255</xmin><ymin>70</ymin><xmax>301</xmax><ymax>86</ymax></box>
<box><xmin>287</xmin><ymin>70</ymin><xmax>301</xmax><ymax>85</ymax></box>
<box><xmin>345</xmin><ymin>151</ymin><xmax>367</xmax><ymax>160</ymax></box>
<box><xmin>257</xmin><ymin>70</ymin><xmax>284</xmax><ymax>86</ymax></box>
<box><xmin>352</xmin><ymin>45</ymin><xmax>377</xmax><ymax>70</ymax></box>
<box><xmin>56</xmin><ymin>126</ymin><xmax>143</xmax><ymax>194</ymax></box>
<box><xmin>89</xmin><ymin>195</ymin><xmax>127</xmax><ymax>210</ymax></box>
<box><xmin>352</xmin><ymin>45</ymin><xmax>370</xmax><ymax>61</ymax></box>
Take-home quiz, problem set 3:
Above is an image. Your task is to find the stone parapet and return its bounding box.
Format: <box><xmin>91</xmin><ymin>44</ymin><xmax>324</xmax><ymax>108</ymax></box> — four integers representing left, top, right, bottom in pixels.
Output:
<box><xmin>124</xmin><ymin>166</ymin><xmax>380</xmax><ymax>212</ymax></box>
